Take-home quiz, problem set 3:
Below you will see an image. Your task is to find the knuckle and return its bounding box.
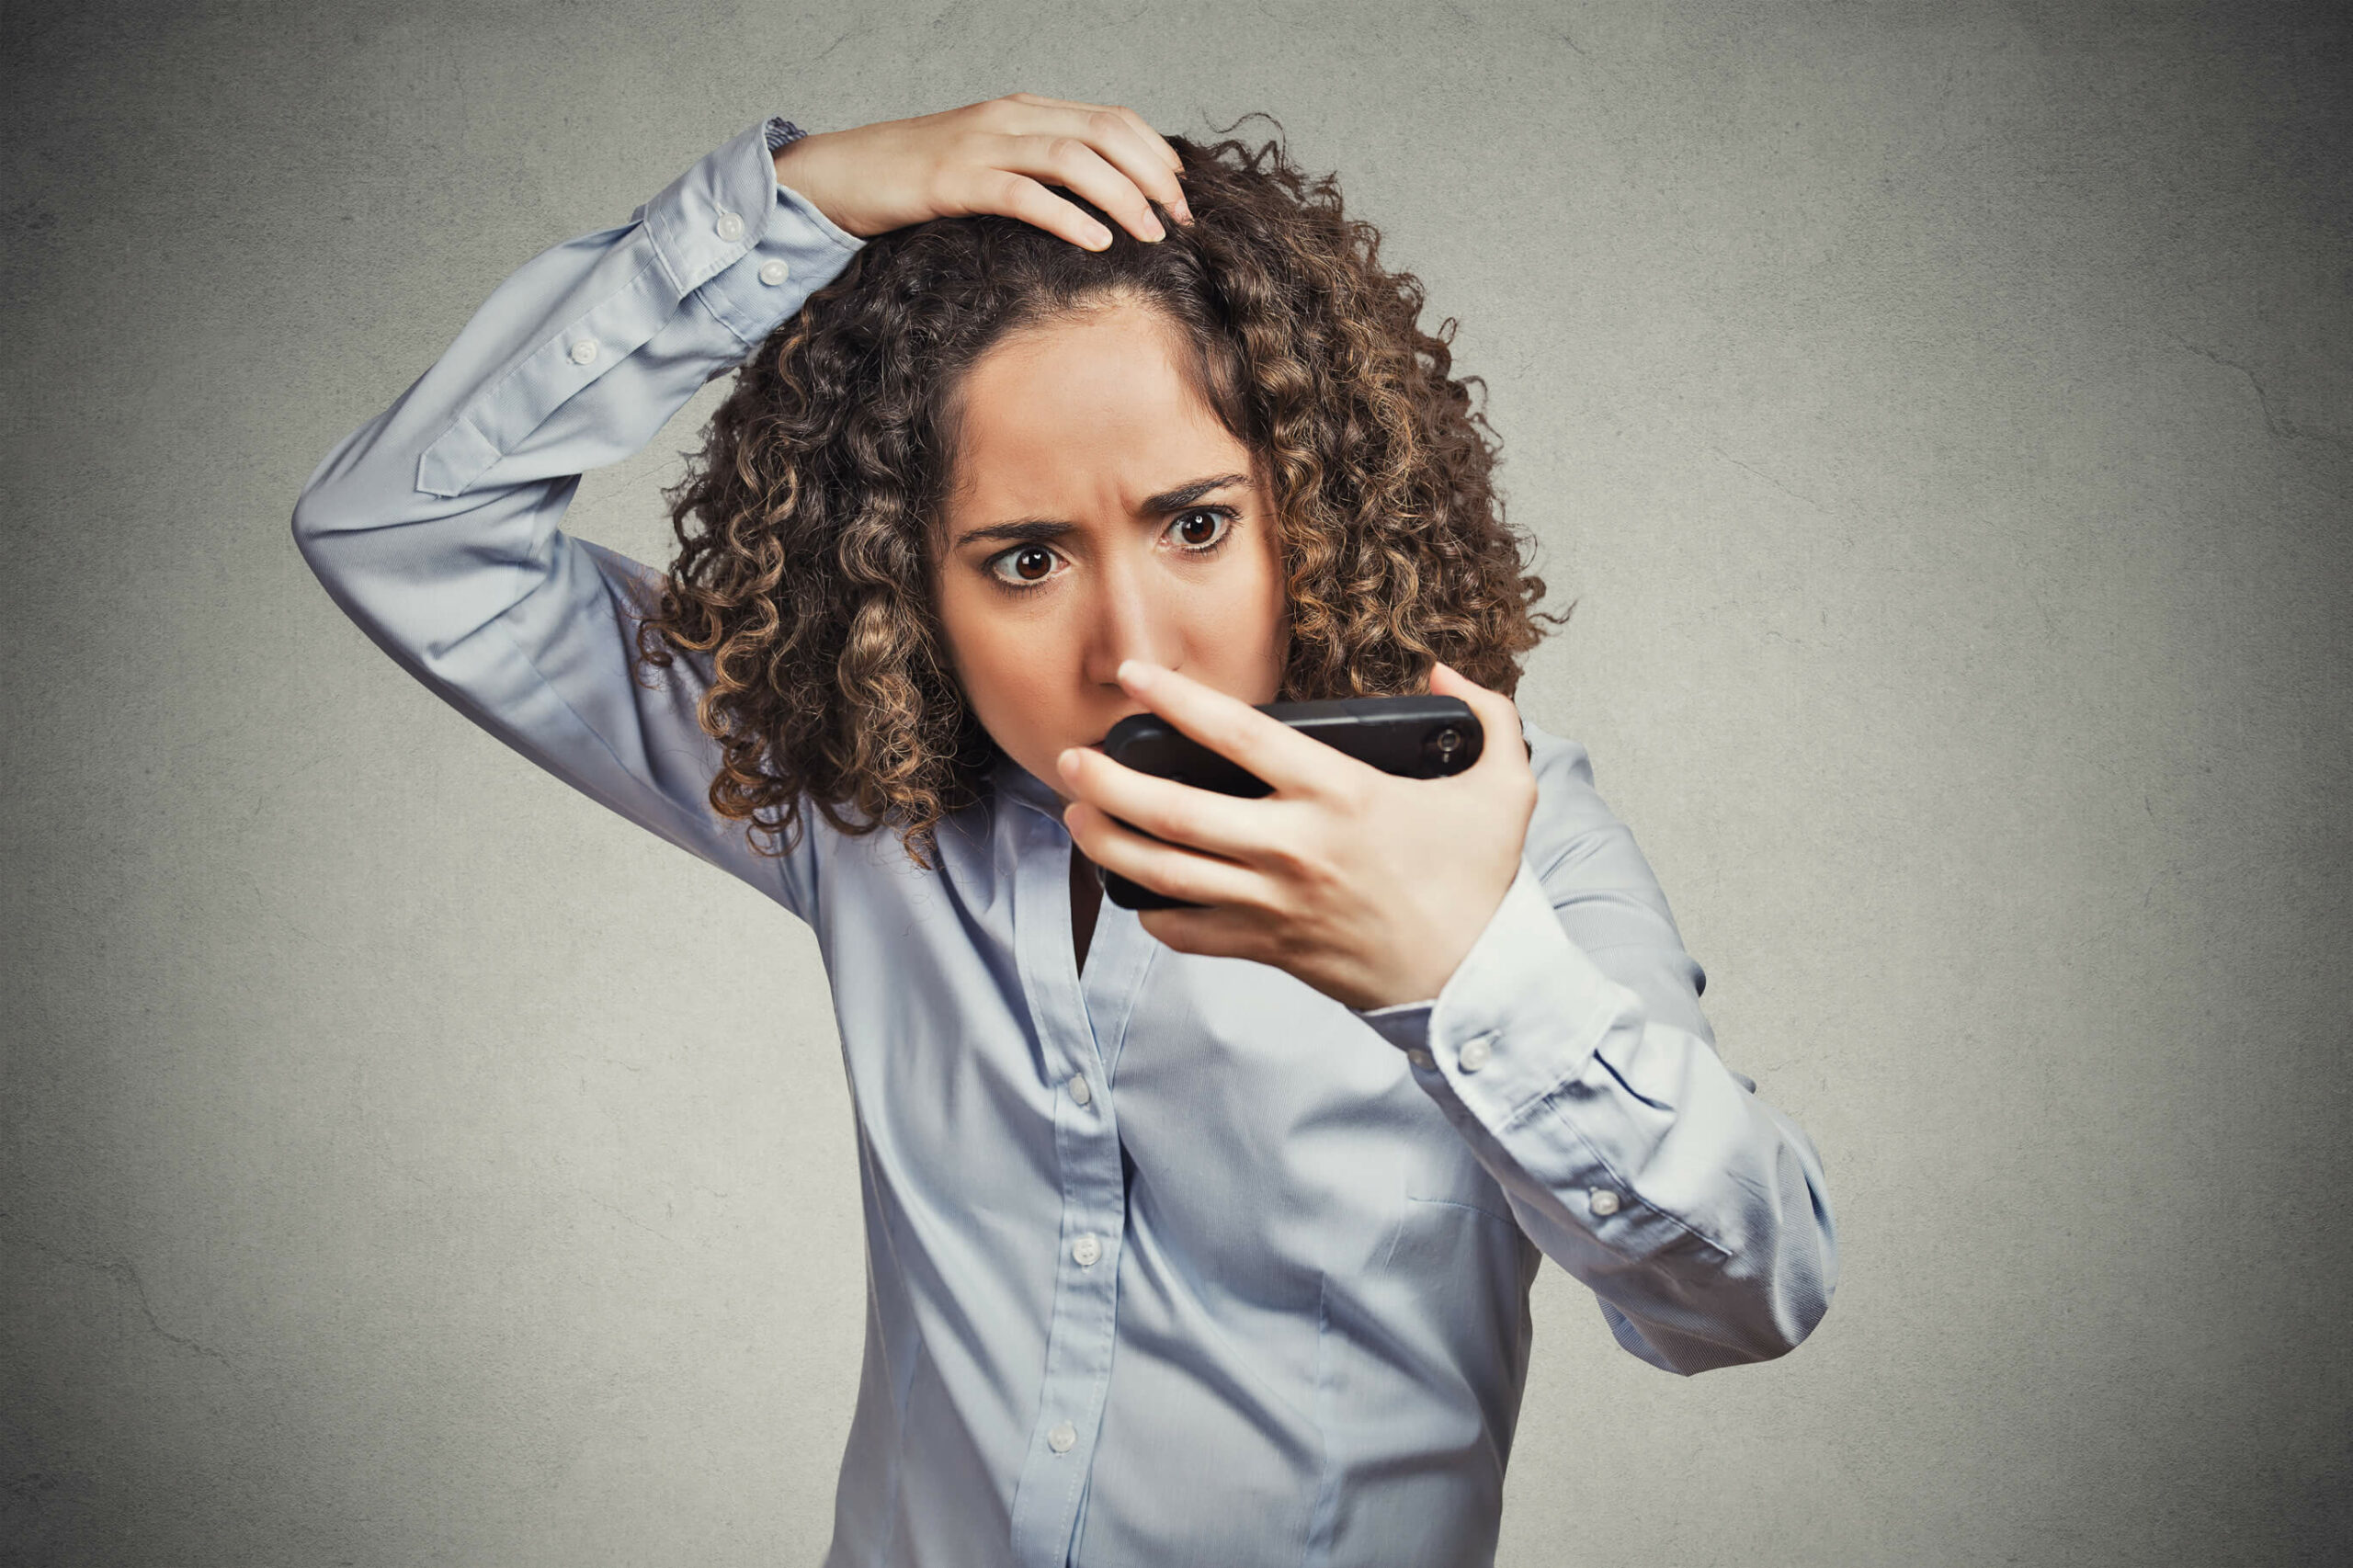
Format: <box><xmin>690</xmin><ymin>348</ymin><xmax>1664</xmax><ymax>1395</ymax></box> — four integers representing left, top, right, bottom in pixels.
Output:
<box><xmin>1155</xmin><ymin>801</ymin><xmax>1202</xmax><ymax>845</ymax></box>
<box><xmin>1261</xmin><ymin>918</ymin><xmax>1309</xmax><ymax>967</ymax></box>
<box><xmin>1264</xmin><ymin>838</ymin><xmax>1324</xmax><ymax>887</ymax></box>
<box><xmin>1260</xmin><ymin>841</ymin><xmax>1305</xmax><ymax>880</ymax></box>
<box><xmin>984</xmin><ymin>168</ymin><xmax>1032</xmax><ymax>208</ymax></box>
<box><xmin>1154</xmin><ymin>858</ymin><xmax>1204</xmax><ymax>904</ymax></box>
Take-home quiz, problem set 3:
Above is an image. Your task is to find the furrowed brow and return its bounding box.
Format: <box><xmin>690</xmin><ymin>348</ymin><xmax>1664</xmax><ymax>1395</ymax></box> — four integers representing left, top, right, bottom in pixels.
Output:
<box><xmin>951</xmin><ymin>519</ymin><xmax>1077</xmax><ymax>549</ymax></box>
<box><xmin>951</xmin><ymin>473</ymin><xmax>1250</xmax><ymax>549</ymax></box>
<box><xmin>1140</xmin><ymin>472</ymin><xmax>1249</xmax><ymax>514</ymax></box>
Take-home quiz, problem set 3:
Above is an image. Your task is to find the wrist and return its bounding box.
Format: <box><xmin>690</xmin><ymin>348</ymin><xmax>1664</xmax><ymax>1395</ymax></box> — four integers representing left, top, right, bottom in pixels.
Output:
<box><xmin>770</xmin><ymin>130</ymin><xmax>845</xmax><ymax>223</ymax></box>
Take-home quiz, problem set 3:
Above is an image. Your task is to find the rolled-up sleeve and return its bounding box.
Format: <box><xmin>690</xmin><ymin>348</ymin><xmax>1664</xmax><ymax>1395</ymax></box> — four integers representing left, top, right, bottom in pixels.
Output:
<box><xmin>290</xmin><ymin>116</ymin><xmax>864</xmax><ymax>918</ymax></box>
<box><xmin>1358</xmin><ymin>726</ymin><xmax>1838</xmax><ymax>1374</ymax></box>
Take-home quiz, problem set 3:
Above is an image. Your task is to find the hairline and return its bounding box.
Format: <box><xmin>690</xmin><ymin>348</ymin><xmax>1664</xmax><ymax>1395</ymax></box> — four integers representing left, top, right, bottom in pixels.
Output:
<box><xmin>926</xmin><ymin>284</ymin><xmax>1260</xmax><ymax>557</ymax></box>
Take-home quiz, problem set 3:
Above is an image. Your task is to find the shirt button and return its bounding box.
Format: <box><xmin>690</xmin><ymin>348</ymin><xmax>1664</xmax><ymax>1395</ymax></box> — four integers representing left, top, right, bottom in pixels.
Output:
<box><xmin>1048</xmin><ymin>1421</ymin><xmax>1077</xmax><ymax>1454</ymax></box>
<box><xmin>714</xmin><ymin>209</ymin><xmax>745</xmax><ymax>242</ymax></box>
<box><xmin>568</xmin><ymin>338</ymin><xmax>598</xmax><ymax>365</ymax></box>
<box><xmin>1068</xmin><ymin>1074</ymin><xmax>1092</xmax><ymax>1107</ymax></box>
<box><xmin>1405</xmin><ymin>1048</ymin><xmax>1434</xmax><ymax>1070</ymax></box>
<box><xmin>1458</xmin><ymin>1037</ymin><xmax>1494</xmax><ymax>1072</ymax></box>
<box><xmin>1589</xmin><ymin>1187</ymin><xmax>1622</xmax><ymax>1217</ymax></box>
<box><xmin>1072</xmin><ymin>1233</ymin><xmax>1102</xmax><ymax>1267</ymax></box>
<box><xmin>757</xmin><ymin>258</ymin><xmax>790</xmax><ymax>286</ymax></box>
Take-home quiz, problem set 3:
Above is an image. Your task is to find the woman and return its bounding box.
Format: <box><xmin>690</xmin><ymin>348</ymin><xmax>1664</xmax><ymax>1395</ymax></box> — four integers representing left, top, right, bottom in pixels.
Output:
<box><xmin>292</xmin><ymin>93</ymin><xmax>1836</xmax><ymax>1568</ymax></box>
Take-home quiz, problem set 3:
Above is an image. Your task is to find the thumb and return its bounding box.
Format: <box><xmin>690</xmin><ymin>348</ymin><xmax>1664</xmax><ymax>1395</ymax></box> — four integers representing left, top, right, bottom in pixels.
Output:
<box><xmin>1427</xmin><ymin>661</ymin><xmax>1528</xmax><ymax>770</ymax></box>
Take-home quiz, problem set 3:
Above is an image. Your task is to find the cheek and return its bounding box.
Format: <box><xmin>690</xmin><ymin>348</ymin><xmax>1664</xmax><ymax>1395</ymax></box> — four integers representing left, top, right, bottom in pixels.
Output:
<box><xmin>933</xmin><ymin>581</ymin><xmax>1070</xmax><ymax>739</ymax></box>
<box><xmin>936</xmin><ymin>583</ymin><xmax>1008</xmax><ymax>693</ymax></box>
<box><xmin>1201</xmin><ymin>527</ymin><xmax>1289</xmax><ymax>688</ymax></box>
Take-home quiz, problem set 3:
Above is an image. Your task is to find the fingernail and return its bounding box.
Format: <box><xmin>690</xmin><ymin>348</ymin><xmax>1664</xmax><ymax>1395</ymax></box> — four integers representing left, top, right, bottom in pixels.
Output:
<box><xmin>1144</xmin><ymin>218</ymin><xmax>1166</xmax><ymax>242</ymax></box>
<box><xmin>1172</xmin><ymin>201</ymin><xmax>1194</xmax><ymax>226</ymax></box>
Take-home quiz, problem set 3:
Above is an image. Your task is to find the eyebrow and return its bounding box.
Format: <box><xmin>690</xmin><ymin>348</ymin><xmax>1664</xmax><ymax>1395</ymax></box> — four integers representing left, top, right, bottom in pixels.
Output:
<box><xmin>950</xmin><ymin>472</ymin><xmax>1250</xmax><ymax>549</ymax></box>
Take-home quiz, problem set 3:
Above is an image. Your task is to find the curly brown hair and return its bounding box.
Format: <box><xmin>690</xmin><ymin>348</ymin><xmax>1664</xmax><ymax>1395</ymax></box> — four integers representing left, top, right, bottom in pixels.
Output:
<box><xmin>633</xmin><ymin>117</ymin><xmax>1565</xmax><ymax>868</ymax></box>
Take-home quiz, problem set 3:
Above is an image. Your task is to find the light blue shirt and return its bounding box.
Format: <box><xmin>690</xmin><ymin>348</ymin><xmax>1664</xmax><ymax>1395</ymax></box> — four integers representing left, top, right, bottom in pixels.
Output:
<box><xmin>292</xmin><ymin>115</ymin><xmax>1836</xmax><ymax>1568</ymax></box>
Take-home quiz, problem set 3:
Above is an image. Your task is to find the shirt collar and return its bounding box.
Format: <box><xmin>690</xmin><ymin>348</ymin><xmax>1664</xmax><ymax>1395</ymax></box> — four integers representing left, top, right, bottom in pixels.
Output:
<box><xmin>991</xmin><ymin>755</ymin><xmax>1068</xmax><ymax>824</ymax></box>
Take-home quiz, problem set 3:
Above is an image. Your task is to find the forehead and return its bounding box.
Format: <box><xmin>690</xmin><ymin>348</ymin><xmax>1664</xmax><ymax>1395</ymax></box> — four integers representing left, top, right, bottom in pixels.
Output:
<box><xmin>946</xmin><ymin>300</ymin><xmax>1250</xmax><ymax>513</ymax></box>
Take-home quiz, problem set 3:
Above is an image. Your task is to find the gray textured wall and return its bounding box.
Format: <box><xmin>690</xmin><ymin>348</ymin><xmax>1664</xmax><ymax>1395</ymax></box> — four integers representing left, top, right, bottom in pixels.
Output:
<box><xmin>5</xmin><ymin>2</ymin><xmax>2347</xmax><ymax>1563</ymax></box>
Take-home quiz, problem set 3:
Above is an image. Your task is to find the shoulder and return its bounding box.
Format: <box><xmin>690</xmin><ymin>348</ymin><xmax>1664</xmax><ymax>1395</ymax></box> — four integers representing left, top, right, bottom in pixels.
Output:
<box><xmin>1518</xmin><ymin>717</ymin><xmax>1617</xmax><ymax>876</ymax></box>
<box><xmin>1516</xmin><ymin>716</ymin><xmax>1695</xmax><ymax>962</ymax></box>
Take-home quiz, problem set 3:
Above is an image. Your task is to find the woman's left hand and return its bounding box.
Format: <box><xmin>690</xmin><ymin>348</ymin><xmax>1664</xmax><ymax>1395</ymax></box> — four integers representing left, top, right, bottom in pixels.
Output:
<box><xmin>1057</xmin><ymin>660</ymin><xmax>1539</xmax><ymax>1011</ymax></box>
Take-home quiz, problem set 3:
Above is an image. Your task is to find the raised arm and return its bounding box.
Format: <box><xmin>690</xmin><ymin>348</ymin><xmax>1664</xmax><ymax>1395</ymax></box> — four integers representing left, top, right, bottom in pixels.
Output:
<box><xmin>292</xmin><ymin>99</ymin><xmax>1190</xmax><ymax>917</ymax></box>
<box><xmin>290</xmin><ymin>116</ymin><xmax>865</xmax><ymax>915</ymax></box>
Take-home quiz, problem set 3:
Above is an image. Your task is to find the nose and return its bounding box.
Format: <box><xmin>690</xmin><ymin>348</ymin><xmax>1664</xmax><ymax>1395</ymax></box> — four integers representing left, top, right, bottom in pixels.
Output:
<box><xmin>1079</xmin><ymin>551</ymin><xmax>1178</xmax><ymax>688</ymax></box>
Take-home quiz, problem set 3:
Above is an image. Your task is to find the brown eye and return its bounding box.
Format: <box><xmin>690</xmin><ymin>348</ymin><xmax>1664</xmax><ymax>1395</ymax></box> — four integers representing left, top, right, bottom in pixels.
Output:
<box><xmin>989</xmin><ymin>543</ymin><xmax>1062</xmax><ymax>586</ymax></box>
<box><xmin>1173</xmin><ymin>509</ymin><xmax>1230</xmax><ymax>549</ymax></box>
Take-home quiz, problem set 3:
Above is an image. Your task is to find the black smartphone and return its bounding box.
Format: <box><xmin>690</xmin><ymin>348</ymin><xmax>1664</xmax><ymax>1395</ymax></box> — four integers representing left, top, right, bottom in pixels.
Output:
<box><xmin>1093</xmin><ymin>695</ymin><xmax>1484</xmax><ymax>911</ymax></box>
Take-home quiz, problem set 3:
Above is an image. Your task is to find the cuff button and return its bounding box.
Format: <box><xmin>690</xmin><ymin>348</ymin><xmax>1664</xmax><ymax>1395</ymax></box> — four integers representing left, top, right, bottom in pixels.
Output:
<box><xmin>715</xmin><ymin>210</ymin><xmax>746</xmax><ymax>242</ymax></box>
<box><xmin>1588</xmin><ymin>1187</ymin><xmax>1621</xmax><ymax>1217</ymax></box>
<box><xmin>1457</xmin><ymin>1037</ymin><xmax>1493</xmax><ymax>1073</ymax></box>
<box><xmin>568</xmin><ymin>338</ymin><xmax>598</xmax><ymax>365</ymax></box>
<box><xmin>758</xmin><ymin>258</ymin><xmax>790</xmax><ymax>286</ymax></box>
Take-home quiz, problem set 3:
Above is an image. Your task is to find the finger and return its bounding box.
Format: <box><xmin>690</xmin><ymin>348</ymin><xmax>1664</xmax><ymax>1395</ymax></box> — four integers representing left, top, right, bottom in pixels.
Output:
<box><xmin>996</xmin><ymin>101</ymin><xmax>1191</xmax><ymax>226</ymax></box>
<box><xmin>1073</xmin><ymin>108</ymin><xmax>1192</xmax><ymax>223</ymax></box>
<box><xmin>1057</xmin><ymin>744</ymin><xmax>1275</xmax><ymax>861</ymax></box>
<box><xmin>1116</xmin><ymin>661</ymin><xmax>1363</xmax><ymax>797</ymax></box>
<box><xmin>967</xmin><ymin>168</ymin><xmax>1116</xmax><ymax>249</ymax></box>
<box><xmin>1063</xmin><ymin>800</ymin><xmax>1268</xmax><ymax>908</ymax></box>
<box><xmin>1137</xmin><ymin>904</ymin><xmax>1264</xmax><ymax>961</ymax></box>
<box><xmin>1007</xmin><ymin>93</ymin><xmax>1184</xmax><ymax>173</ymax></box>
<box><xmin>1427</xmin><ymin>662</ymin><xmax>1529</xmax><ymax>775</ymax></box>
<box><xmin>989</xmin><ymin>131</ymin><xmax>1172</xmax><ymax>242</ymax></box>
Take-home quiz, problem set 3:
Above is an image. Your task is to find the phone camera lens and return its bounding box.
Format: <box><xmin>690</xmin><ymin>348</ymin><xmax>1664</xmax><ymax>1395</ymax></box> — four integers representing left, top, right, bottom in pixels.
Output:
<box><xmin>1424</xmin><ymin>725</ymin><xmax>1467</xmax><ymax>773</ymax></box>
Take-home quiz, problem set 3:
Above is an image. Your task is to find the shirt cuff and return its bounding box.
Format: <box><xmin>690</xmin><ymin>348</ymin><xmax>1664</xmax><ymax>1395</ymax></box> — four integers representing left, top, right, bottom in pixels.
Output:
<box><xmin>1374</xmin><ymin>861</ymin><xmax>1699</xmax><ymax>1257</ymax></box>
<box><xmin>1355</xmin><ymin>996</ymin><xmax>1438</xmax><ymax>1063</ymax></box>
<box><xmin>1358</xmin><ymin>858</ymin><xmax>1634</xmax><ymax>1108</ymax></box>
<box><xmin>630</xmin><ymin>116</ymin><xmax>866</xmax><ymax>350</ymax></box>
<box><xmin>1420</xmin><ymin>859</ymin><xmax>1642</xmax><ymax>1114</ymax></box>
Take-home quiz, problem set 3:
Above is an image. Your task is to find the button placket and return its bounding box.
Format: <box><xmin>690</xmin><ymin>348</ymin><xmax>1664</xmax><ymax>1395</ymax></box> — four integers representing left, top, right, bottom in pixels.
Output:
<box><xmin>1004</xmin><ymin>805</ymin><xmax>1129</xmax><ymax>1562</ymax></box>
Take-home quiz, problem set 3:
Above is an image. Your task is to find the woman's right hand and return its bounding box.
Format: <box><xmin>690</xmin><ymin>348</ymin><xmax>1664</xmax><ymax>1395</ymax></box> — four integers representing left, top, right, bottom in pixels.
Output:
<box><xmin>770</xmin><ymin>93</ymin><xmax>1192</xmax><ymax>251</ymax></box>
